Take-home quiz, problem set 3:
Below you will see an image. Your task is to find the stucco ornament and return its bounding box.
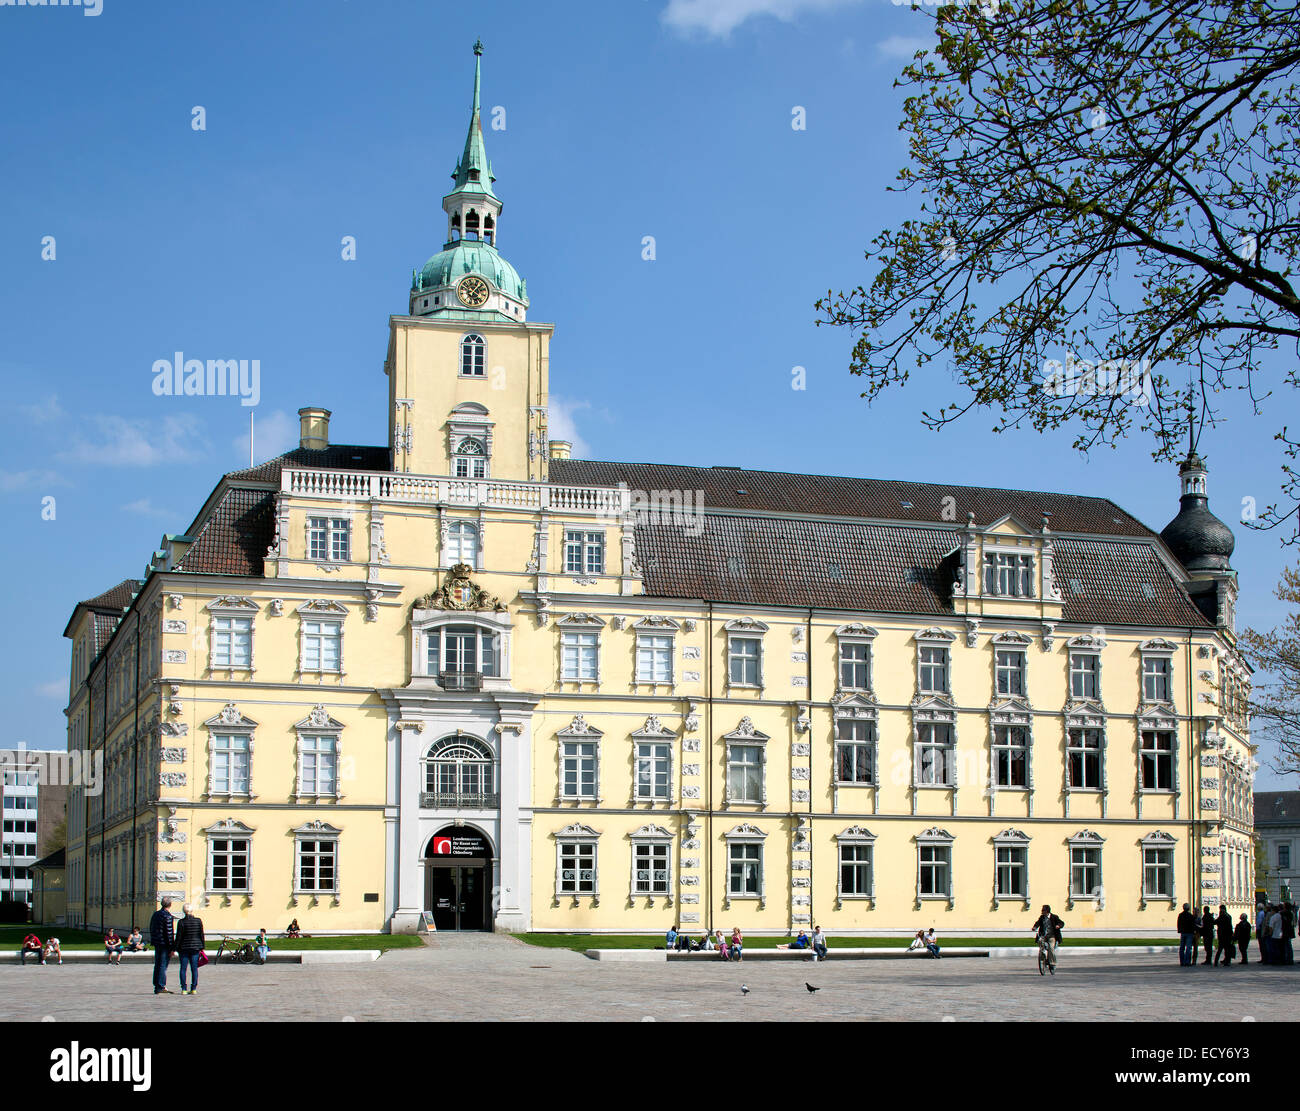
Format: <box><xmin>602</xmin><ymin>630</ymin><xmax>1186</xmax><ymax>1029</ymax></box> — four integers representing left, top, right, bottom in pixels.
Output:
<box><xmin>414</xmin><ymin>564</ymin><xmax>506</xmax><ymax>612</ymax></box>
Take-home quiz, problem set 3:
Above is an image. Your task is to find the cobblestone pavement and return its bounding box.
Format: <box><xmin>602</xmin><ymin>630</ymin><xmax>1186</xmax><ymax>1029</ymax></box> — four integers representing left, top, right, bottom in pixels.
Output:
<box><xmin>2</xmin><ymin>942</ymin><xmax>1294</xmax><ymax>1022</ymax></box>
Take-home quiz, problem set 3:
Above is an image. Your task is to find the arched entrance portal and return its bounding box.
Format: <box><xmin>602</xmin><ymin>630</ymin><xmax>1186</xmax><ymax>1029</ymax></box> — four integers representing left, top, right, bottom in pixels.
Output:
<box><xmin>424</xmin><ymin>825</ymin><xmax>494</xmax><ymax>932</ymax></box>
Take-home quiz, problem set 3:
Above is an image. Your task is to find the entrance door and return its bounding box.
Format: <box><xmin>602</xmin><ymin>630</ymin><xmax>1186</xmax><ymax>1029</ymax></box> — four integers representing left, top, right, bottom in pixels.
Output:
<box><xmin>426</xmin><ymin>861</ymin><xmax>488</xmax><ymax>931</ymax></box>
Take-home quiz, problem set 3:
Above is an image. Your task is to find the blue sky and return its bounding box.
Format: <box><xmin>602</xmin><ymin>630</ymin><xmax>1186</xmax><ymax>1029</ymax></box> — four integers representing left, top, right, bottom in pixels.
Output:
<box><xmin>0</xmin><ymin>0</ymin><xmax>1293</xmax><ymax>786</ymax></box>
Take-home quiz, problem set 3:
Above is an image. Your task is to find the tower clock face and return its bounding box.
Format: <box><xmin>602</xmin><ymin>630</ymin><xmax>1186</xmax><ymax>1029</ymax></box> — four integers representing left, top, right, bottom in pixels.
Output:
<box><xmin>457</xmin><ymin>275</ymin><xmax>490</xmax><ymax>308</ymax></box>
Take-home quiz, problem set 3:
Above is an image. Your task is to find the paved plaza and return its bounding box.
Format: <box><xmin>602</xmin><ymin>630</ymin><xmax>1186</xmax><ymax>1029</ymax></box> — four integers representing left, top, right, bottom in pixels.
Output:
<box><xmin>2</xmin><ymin>935</ymin><xmax>1295</xmax><ymax>1022</ymax></box>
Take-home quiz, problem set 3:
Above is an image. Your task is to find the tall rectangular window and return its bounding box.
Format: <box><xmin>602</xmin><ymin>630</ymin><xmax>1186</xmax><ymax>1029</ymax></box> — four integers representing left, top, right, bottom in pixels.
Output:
<box><xmin>634</xmin><ymin>742</ymin><xmax>671</xmax><ymax>800</ymax></box>
<box><xmin>1070</xmin><ymin>846</ymin><xmax>1101</xmax><ymax>897</ymax></box>
<box><xmin>211</xmin><ymin>615</ymin><xmax>252</xmax><ymax>668</ymax></box>
<box><xmin>1143</xmin><ymin>657</ymin><xmax>1172</xmax><ymax>701</ymax></box>
<box><xmin>558</xmin><ymin>841</ymin><xmax>596</xmax><ymax>894</ymax></box>
<box><xmin>839</xmin><ymin>843</ymin><xmax>873</xmax><ymax>897</ymax></box>
<box><xmin>212</xmin><ymin>734</ymin><xmax>250</xmax><ymax>795</ymax></box>
<box><xmin>210</xmin><ymin>837</ymin><xmax>250</xmax><ymax>892</ymax></box>
<box><xmin>835</xmin><ymin>719</ymin><xmax>876</xmax><ymax>784</ymax></box>
<box><xmin>918</xmin><ymin>646</ymin><xmax>950</xmax><ymax>694</ymax></box>
<box><xmin>636</xmin><ymin>635</ymin><xmax>673</xmax><ymax>684</ymax></box>
<box><xmin>1070</xmin><ymin>653</ymin><xmax>1100</xmax><ymax>699</ymax></box>
<box><xmin>1279</xmin><ymin>844</ymin><xmax>1291</xmax><ymax>870</ymax></box>
<box><xmin>919</xmin><ymin>845</ymin><xmax>951</xmax><ymax>896</ymax></box>
<box><xmin>996</xmin><ymin>844</ymin><xmax>1027</xmax><ymax>897</ymax></box>
<box><xmin>726</xmin><ymin>744</ymin><xmax>764</xmax><ymax>803</ymax></box>
<box><xmin>561</xmin><ymin>741</ymin><xmax>598</xmax><ymax>799</ymax></box>
<box><xmin>561</xmin><ymin>631</ymin><xmax>599</xmax><ymax>681</ymax></box>
<box><xmin>915</xmin><ymin>723</ymin><xmax>954</xmax><ymax>785</ymax></box>
<box><xmin>299</xmin><ymin>735</ymin><xmax>338</xmax><ymax>796</ymax></box>
<box><xmin>1143</xmin><ymin>847</ymin><xmax>1173</xmax><ymax>898</ymax></box>
<box><xmin>992</xmin><ymin>725</ymin><xmax>1028</xmax><ymax>787</ymax></box>
<box><xmin>308</xmin><ymin>517</ymin><xmax>350</xmax><ymax>562</ymax></box>
<box><xmin>563</xmin><ymin>531</ymin><xmax>605</xmax><ymax>575</ymax></box>
<box><xmin>302</xmin><ymin>620</ymin><xmax>342</xmax><ymax>671</ymax></box>
<box><xmin>1067</xmin><ymin>728</ymin><xmax>1103</xmax><ymax>789</ymax></box>
<box><xmin>728</xmin><ymin>842</ymin><xmax>762</xmax><ymax>896</ymax></box>
<box><xmin>633</xmin><ymin>842</ymin><xmax>670</xmax><ymax>895</ymax></box>
<box><xmin>297</xmin><ymin>839</ymin><xmax>337</xmax><ymax>893</ymax></box>
<box><xmin>839</xmin><ymin>641</ymin><xmax>871</xmax><ymax>690</ymax></box>
<box><xmin>1140</xmin><ymin>730</ymin><xmax>1174</xmax><ymax>790</ymax></box>
<box><xmin>995</xmin><ymin>650</ymin><xmax>1026</xmax><ymax>696</ymax></box>
<box><xmin>728</xmin><ymin>637</ymin><xmax>762</xmax><ymax>686</ymax></box>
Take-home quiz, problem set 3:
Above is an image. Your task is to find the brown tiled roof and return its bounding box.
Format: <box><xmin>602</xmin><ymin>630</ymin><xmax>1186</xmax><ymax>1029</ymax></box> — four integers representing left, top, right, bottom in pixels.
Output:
<box><xmin>176</xmin><ymin>487</ymin><xmax>276</xmax><ymax>577</ymax></box>
<box><xmin>224</xmin><ymin>445</ymin><xmax>391</xmax><ymax>486</ymax></box>
<box><xmin>631</xmin><ymin>515</ymin><xmax>1211</xmax><ymax>627</ymax></box>
<box><xmin>92</xmin><ymin>612</ymin><xmax>121</xmax><ymax>654</ymax></box>
<box><xmin>79</xmin><ymin>579</ymin><xmax>140</xmax><ymax>613</ymax></box>
<box><xmin>1254</xmin><ymin>792</ymin><xmax>1300</xmax><ymax>826</ymax></box>
<box><xmin>551</xmin><ymin>459</ymin><xmax>1154</xmax><ymax>537</ymax></box>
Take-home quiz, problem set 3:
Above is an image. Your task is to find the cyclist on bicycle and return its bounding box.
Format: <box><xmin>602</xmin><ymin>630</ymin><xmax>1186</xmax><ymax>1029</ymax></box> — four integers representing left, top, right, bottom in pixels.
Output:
<box><xmin>1032</xmin><ymin>904</ymin><xmax>1064</xmax><ymax>966</ymax></box>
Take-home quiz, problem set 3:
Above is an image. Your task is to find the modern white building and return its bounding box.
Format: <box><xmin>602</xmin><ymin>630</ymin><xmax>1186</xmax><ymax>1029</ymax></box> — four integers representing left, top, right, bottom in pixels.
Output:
<box><xmin>1</xmin><ymin>764</ymin><xmax>40</xmax><ymax>907</ymax></box>
<box><xmin>1254</xmin><ymin>791</ymin><xmax>1300</xmax><ymax>903</ymax></box>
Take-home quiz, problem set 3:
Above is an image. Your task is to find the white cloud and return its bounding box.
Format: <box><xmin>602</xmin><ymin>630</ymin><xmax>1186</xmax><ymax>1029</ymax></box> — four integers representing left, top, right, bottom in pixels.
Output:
<box><xmin>0</xmin><ymin>469</ymin><xmax>64</xmax><ymax>493</ymax></box>
<box><xmin>18</xmin><ymin>395</ymin><xmax>65</xmax><ymax>424</ymax></box>
<box><xmin>547</xmin><ymin>397</ymin><xmax>593</xmax><ymax>459</ymax></box>
<box><xmin>57</xmin><ymin>413</ymin><xmax>208</xmax><ymax>466</ymax></box>
<box><xmin>35</xmin><ymin>680</ymin><xmax>65</xmax><ymax>699</ymax></box>
<box><xmin>123</xmin><ymin>498</ymin><xmax>174</xmax><ymax>518</ymax></box>
<box><xmin>876</xmin><ymin>33</ymin><xmax>930</xmax><ymax>58</ymax></box>
<box><xmin>233</xmin><ymin>409</ymin><xmax>298</xmax><ymax>466</ymax></box>
<box><xmin>662</xmin><ymin>0</ymin><xmax>867</xmax><ymax>36</ymax></box>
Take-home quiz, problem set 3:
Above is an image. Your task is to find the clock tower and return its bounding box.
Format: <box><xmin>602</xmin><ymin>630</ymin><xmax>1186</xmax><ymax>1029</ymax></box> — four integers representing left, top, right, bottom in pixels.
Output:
<box><xmin>385</xmin><ymin>41</ymin><xmax>551</xmax><ymax>481</ymax></box>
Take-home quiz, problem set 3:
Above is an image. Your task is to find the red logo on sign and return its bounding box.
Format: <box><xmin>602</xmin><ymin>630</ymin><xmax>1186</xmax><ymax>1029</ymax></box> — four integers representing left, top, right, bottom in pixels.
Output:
<box><xmin>432</xmin><ymin>837</ymin><xmax>452</xmax><ymax>855</ymax></box>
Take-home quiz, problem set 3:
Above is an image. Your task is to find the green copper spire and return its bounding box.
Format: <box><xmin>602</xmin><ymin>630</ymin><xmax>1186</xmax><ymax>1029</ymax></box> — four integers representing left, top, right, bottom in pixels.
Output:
<box><xmin>449</xmin><ymin>39</ymin><xmax>497</xmax><ymax>200</ymax></box>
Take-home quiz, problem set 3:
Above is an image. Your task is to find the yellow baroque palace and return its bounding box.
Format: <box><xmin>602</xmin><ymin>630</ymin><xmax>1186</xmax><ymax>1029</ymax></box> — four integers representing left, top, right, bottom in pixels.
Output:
<box><xmin>62</xmin><ymin>47</ymin><xmax>1255</xmax><ymax>938</ymax></box>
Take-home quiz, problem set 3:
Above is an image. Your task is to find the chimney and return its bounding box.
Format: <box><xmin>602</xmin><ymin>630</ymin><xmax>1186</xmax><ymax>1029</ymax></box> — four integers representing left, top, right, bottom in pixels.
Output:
<box><xmin>298</xmin><ymin>407</ymin><xmax>331</xmax><ymax>451</ymax></box>
<box><xmin>549</xmin><ymin>439</ymin><xmax>572</xmax><ymax>460</ymax></box>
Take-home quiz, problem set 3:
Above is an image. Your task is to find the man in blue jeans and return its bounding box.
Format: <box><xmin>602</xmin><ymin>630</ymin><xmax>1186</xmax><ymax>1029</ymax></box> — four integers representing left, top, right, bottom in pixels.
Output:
<box><xmin>811</xmin><ymin>925</ymin><xmax>829</xmax><ymax>962</ymax></box>
<box><xmin>1176</xmin><ymin>903</ymin><xmax>1198</xmax><ymax>967</ymax></box>
<box><xmin>148</xmin><ymin>897</ymin><xmax>176</xmax><ymax>994</ymax></box>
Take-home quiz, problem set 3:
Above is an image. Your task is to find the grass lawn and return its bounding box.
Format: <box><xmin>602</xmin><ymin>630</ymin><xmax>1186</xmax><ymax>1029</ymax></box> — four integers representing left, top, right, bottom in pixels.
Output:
<box><xmin>0</xmin><ymin>925</ymin><xmax>421</xmax><ymax>952</ymax></box>
<box><xmin>513</xmin><ymin>932</ymin><xmax>1176</xmax><ymax>953</ymax></box>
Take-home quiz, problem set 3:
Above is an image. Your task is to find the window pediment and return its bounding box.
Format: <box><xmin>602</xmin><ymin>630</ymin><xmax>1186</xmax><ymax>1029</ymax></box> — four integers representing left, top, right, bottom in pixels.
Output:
<box><xmin>1068</xmin><ymin>829</ymin><xmax>1105</xmax><ymax>844</ymax></box>
<box><xmin>555</xmin><ymin>822</ymin><xmax>600</xmax><ymax>839</ymax></box>
<box><xmin>994</xmin><ymin>828</ymin><xmax>1030</xmax><ymax>843</ymax></box>
<box><xmin>631</xmin><ymin>716</ymin><xmax>675</xmax><ymax>739</ymax></box>
<box><xmin>916</xmin><ymin>826</ymin><xmax>954</xmax><ymax>843</ymax></box>
<box><xmin>911</xmin><ymin>695</ymin><xmax>956</xmax><ymax>720</ymax></box>
<box><xmin>1140</xmin><ymin>830</ymin><xmax>1176</xmax><ymax>845</ymax></box>
<box><xmin>1063</xmin><ymin>699</ymin><xmax>1106</xmax><ymax>726</ymax></box>
<box><xmin>914</xmin><ymin>627</ymin><xmax>956</xmax><ymax>644</ymax></box>
<box><xmin>207</xmin><ymin>596</ymin><xmax>258</xmax><ymax>613</ymax></box>
<box><xmin>632</xmin><ymin>616</ymin><xmax>680</xmax><ymax>631</ymax></box>
<box><xmin>629</xmin><ymin>824</ymin><xmax>673</xmax><ymax>841</ymax></box>
<box><xmin>558</xmin><ymin>714</ymin><xmax>602</xmax><ymax>738</ymax></box>
<box><xmin>558</xmin><ymin>613</ymin><xmax>606</xmax><ymax>627</ymax></box>
<box><xmin>293</xmin><ymin>705</ymin><xmax>344</xmax><ymax>733</ymax></box>
<box><xmin>204</xmin><ymin>702</ymin><xmax>258</xmax><ymax>731</ymax></box>
<box><xmin>724</xmin><ymin>822</ymin><xmax>767</xmax><ymax>840</ymax></box>
<box><xmin>1067</xmin><ymin>633</ymin><xmax>1106</xmax><ymax>650</ymax></box>
<box><xmin>723</xmin><ymin>716</ymin><xmax>769</xmax><ymax>742</ymax></box>
<box><xmin>833</xmin><ymin>693</ymin><xmax>879</xmax><ymax>720</ymax></box>
<box><xmin>204</xmin><ymin>818</ymin><xmax>255</xmax><ymax>835</ymax></box>
<box><xmin>297</xmin><ymin>599</ymin><xmax>348</xmax><ymax>616</ymax></box>
<box><xmin>1140</xmin><ymin>638</ymin><xmax>1177</xmax><ymax>654</ymax></box>
<box><xmin>292</xmin><ymin>820</ymin><xmax>341</xmax><ymax>836</ymax></box>
<box><xmin>835</xmin><ymin>825</ymin><xmax>876</xmax><ymax>843</ymax></box>
<box><xmin>990</xmin><ymin>630</ymin><xmax>1033</xmax><ymax>646</ymax></box>
<box><xmin>835</xmin><ymin>623</ymin><xmax>878</xmax><ymax>639</ymax></box>
<box><xmin>1136</xmin><ymin>703</ymin><xmax>1178</xmax><ymax>730</ymax></box>
<box><xmin>723</xmin><ymin>617</ymin><xmax>769</xmax><ymax>633</ymax></box>
<box><xmin>988</xmin><ymin>697</ymin><xmax>1033</xmax><ymax>725</ymax></box>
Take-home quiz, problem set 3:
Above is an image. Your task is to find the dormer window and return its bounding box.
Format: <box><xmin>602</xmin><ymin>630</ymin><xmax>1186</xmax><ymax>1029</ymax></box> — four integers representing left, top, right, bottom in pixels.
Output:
<box><xmin>984</xmin><ymin>551</ymin><xmax>1034</xmax><ymax>597</ymax></box>
<box><xmin>453</xmin><ymin>438</ymin><xmax>487</xmax><ymax>479</ymax></box>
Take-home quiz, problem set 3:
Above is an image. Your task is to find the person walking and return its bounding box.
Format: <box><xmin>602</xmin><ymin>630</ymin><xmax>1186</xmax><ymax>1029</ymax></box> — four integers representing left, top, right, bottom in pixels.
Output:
<box><xmin>149</xmin><ymin>897</ymin><xmax>176</xmax><ymax>994</ymax></box>
<box><xmin>1214</xmin><ymin>905</ymin><xmax>1234</xmax><ymax>966</ymax></box>
<box><xmin>1257</xmin><ymin>903</ymin><xmax>1269</xmax><ymax>964</ymax></box>
<box><xmin>174</xmin><ymin>904</ymin><xmax>205</xmax><ymax>995</ymax></box>
<box><xmin>1176</xmin><ymin>903</ymin><xmax>1198</xmax><ymax>967</ymax></box>
<box><xmin>1199</xmin><ymin>906</ymin><xmax>1215</xmax><ymax>966</ymax></box>
<box><xmin>811</xmin><ymin>925</ymin><xmax>828</xmax><ymax>962</ymax></box>
<box><xmin>1234</xmin><ymin>913</ymin><xmax>1252</xmax><ymax>965</ymax></box>
<box><xmin>1267</xmin><ymin>905</ymin><xmax>1285</xmax><ymax>965</ymax></box>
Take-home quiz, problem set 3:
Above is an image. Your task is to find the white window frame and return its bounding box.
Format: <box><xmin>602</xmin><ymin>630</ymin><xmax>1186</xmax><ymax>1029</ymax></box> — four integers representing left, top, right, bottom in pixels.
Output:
<box><xmin>723</xmin><ymin>717</ymin><xmax>769</xmax><ymax>806</ymax></box>
<box><xmin>410</xmin><ymin>608</ymin><xmax>512</xmax><ymax>688</ymax></box>
<box><xmin>991</xmin><ymin>723</ymin><xmax>1030</xmax><ymax>789</ymax></box>
<box><xmin>1139</xmin><ymin>728</ymin><xmax>1176</xmax><ymax>793</ymax></box>
<box><xmin>563</xmin><ymin>529</ymin><xmax>606</xmax><ymax>575</ymax></box>
<box><xmin>460</xmin><ymin>332</ymin><xmax>487</xmax><ymax>378</ymax></box>
<box><xmin>557</xmin><ymin>613</ymin><xmax>604</xmax><ymax>686</ymax></box>
<box><xmin>913</xmin><ymin>719</ymin><xmax>956</xmax><ymax>788</ymax></box>
<box><xmin>995</xmin><ymin>648</ymin><xmax>1027</xmax><ymax>697</ymax></box>
<box><xmin>629</xmin><ymin>823</ymin><xmax>673</xmax><ymax>903</ymax></box>
<box><xmin>1067</xmin><ymin>636</ymin><xmax>1104</xmax><ymax>700</ymax></box>
<box><xmin>916</xmin><ymin>827</ymin><xmax>955</xmax><ymax>908</ymax></box>
<box><xmin>203</xmin><ymin>818</ymin><xmax>255</xmax><ymax>900</ymax></box>
<box><xmin>1139</xmin><ymin>831</ymin><xmax>1177</xmax><ymax>907</ymax></box>
<box><xmin>723</xmin><ymin>823</ymin><xmax>767</xmax><ymax>908</ymax></box>
<box><xmin>292</xmin><ymin>820</ymin><xmax>341</xmax><ymax>899</ymax></box>
<box><xmin>632</xmin><ymin>617</ymin><xmax>679</xmax><ymax>688</ymax></box>
<box><xmin>444</xmin><ymin>520</ymin><xmax>481</xmax><ymax>569</ymax></box>
<box><xmin>452</xmin><ymin>437</ymin><xmax>488</xmax><ymax>479</ymax></box>
<box><xmin>206</xmin><ymin>596</ymin><xmax>258</xmax><ymax>673</ymax></box>
<box><xmin>556</xmin><ymin>715</ymin><xmax>603</xmax><ymax>803</ymax></box>
<box><xmin>631</xmin><ymin>716</ymin><xmax>676</xmax><ymax>804</ymax></box>
<box><xmin>918</xmin><ymin>645</ymin><xmax>951</xmax><ymax>694</ymax></box>
<box><xmin>723</xmin><ymin>618</ymin><xmax>768</xmax><ymax>690</ymax></box>
<box><xmin>554</xmin><ymin>822</ymin><xmax>600</xmax><ymax>902</ymax></box>
<box><xmin>983</xmin><ymin>549</ymin><xmax>1035</xmax><ymax>598</ymax></box>
<box><xmin>203</xmin><ymin>703</ymin><xmax>257</xmax><ymax>800</ymax></box>
<box><xmin>307</xmin><ymin>515</ymin><xmax>351</xmax><ymax>563</ymax></box>
<box><xmin>293</xmin><ymin>706</ymin><xmax>344</xmax><ymax>800</ymax></box>
<box><xmin>993</xmin><ymin>829</ymin><xmax>1031</xmax><ymax>908</ymax></box>
<box><xmin>1066</xmin><ymin>725</ymin><xmax>1105</xmax><ymax>791</ymax></box>
<box><xmin>296</xmin><ymin>600</ymin><xmax>348</xmax><ymax>676</ymax></box>
<box><xmin>835</xmin><ymin>825</ymin><xmax>876</xmax><ymax>906</ymax></box>
<box><xmin>1067</xmin><ymin>830</ymin><xmax>1105</xmax><ymax>908</ymax></box>
<box><xmin>835</xmin><ymin>716</ymin><xmax>878</xmax><ymax>786</ymax></box>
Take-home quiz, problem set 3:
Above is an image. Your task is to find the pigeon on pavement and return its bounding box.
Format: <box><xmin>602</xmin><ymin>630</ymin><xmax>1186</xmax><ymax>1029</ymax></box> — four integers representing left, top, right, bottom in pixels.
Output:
<box><xmin>805</xmin><ymin>983</ymin><xmax>820</xmax><ymax>993</ymax></box>
<box><xmin>741</xmin><ymin>984</ymin><xmax>750</xmax><ymax>995</ymax></box>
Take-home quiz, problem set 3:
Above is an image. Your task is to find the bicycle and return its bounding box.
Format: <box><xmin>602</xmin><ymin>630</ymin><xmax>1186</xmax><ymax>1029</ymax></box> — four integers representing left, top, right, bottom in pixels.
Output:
<box><xmin>214</xmin><ymin>935</ymin><xmax>258</xmax><ymax>965</ymax></box>
<box><xmin>1036</xmin><ymin>934</ymin><xmax>1058</xmax><ymax>976</ymax></box>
